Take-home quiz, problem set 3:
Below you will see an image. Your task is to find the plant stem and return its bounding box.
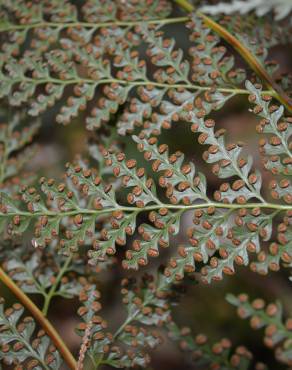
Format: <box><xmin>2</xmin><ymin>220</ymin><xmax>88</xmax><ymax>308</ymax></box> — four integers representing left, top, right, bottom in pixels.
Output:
<box><xmin>0</xmin><ymin>267</ymin><xmax>77</xmax><ymax>370</ymax></box>
<box><xmin>42</xmin><ymin>255</ymin><xmax>73</xmax><ymax>316</ymax></box>
<box><xmin>0</xmin><ymin>201</ymin><xmax>291</xmax><ymax>221</ymax></box>
<box><xmin>174</xmin><ymin>0</ymin><xmax>292</xmax><ymax>113</ymax></box>
<box><xmin>174</xmin><ymin>0</ymin><xmax>194</xmax><ymax>12</ymax></box>
<box><xmin>0</xmin><ymin>75</ymin><xmax>274</xmax><ymax>97</ymax></box>
<box><xmin>113</xmin><ymin>308</ymin><xmax>142</xmax><ymax>340</ymax></box>
<box><xmin>0</xmin><ymin>16</ymin><xmax>190</xmax><ymax>32</ymax></box>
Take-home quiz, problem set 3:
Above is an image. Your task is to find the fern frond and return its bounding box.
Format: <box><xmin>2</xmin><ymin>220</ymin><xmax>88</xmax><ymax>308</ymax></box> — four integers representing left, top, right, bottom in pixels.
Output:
<box><xmin>223</xmin><ymin>20</ymin><xmax>292</xmax><ymax>100</ymax></box>
<box><xmin>103</xmin><ymin>149</ymin><xmax>161</xmax><ymax>207</ymax></box>
<box><xmin>1</xmin><ymin>0</ymin><xmax>171</xmax><ymax>28</ymax></box>
<box><xmin>76</xmin><ymin>276</ymin><xmax>170</xmax><ymax>368</ymax></box>
<box><xmin>1</xmin><ymin>5</ymin><xmax>279</xmax><ymax>131</ymax></box>
<box><xmin>76</xmin><ymin>284</ymin><xmax>110</xmax><ymax>369</ymax></box>
<box><xmin>250</xmin><ymin>213</ymin><xmax>292</xmax><ymax>276</ymax></box>
<box><xmin>0</xmin><ymin>298</ymin><xmax>62</xmax><ymax>369</ymax></box>
<box><xmin>0</xmin><ymin>1</ymin><xmax>175</xmax><ymax>128</ymax></box>
<box><xmin>0</xmin><ymin>90</ymin><xmax>291</xmax><ymax>282</ymax></box>
<box><xmin>173</xmin><ymin>0</ymin><xmax>292</xmax><ymax>111</ymax></box>
<box><xmin>124</xmin><ymin>208</ymin><xmax>183</xmax><ymax>269</ymax></box>
<box><xmin>227</xmin><ymin>293</ymin><xmax>292</xmax><ymax>365</ymax></box>
<box><xmin>0</xmin><ymin>2</ymin><xmax>291</xmax><ymax>369</ymax></box>
<box><xmin>164</xmin><ymin>206</ymin><xmax>278</xmax><ymax>283</ymax></box>
<box><xmin>82</xmin><ymin>0</ymin><xmax>172</xmax><ymax>22</ymax></box>
<box><xmin>191</xmin><ymin>116</ymin><xmax>264</xmax><ymax>203</ymax></box>
<box><xmin>0</xmin><ymin>130</ymin><xmax>291</xmax><ymax>282</ymax></box>
<box><xmin>0</xmin><ymin>109</ymin><xmax>39</xmax><ymax>188</ymax></box>
<box><xmin>3</xmin><ymin>247</ymin><xmax>82</xmax><ymax>312</ymax></box>
<box><xmin>247</xmin><ymin>81</ymin><xmax>292</xmax><ymax>176</ymax></box>
<box><xmin>130</xmin><ymin>14</ymin><xmax>248</xmax><ymax>137</ymax></box>
<box><xmin>133</xmin><ymin>135</ymin><xmax>207</xmax><ymax>203</ymax></box>
<box><xmin>110</xmin><ymin>276</ymin><xmax>170</xmax><ymax>368</ymax></box>
<box><xmin>164</xmin><ymin>207</ymin><xmax>231</xmax><ymax>282</ymax></box>
<box><xmin>168</xmin><ymin>321</ymin><xmax>264</xmax><ymax>370</ymax></box>
<box><xmin>88</xmin><ymin>129</ymin><xmax>121</xmax><ymax>179</ymax></box>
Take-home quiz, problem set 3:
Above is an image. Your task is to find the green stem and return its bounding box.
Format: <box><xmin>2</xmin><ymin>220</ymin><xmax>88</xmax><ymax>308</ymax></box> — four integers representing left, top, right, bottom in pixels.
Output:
<box><xmin>174</xmin><ymin>0</ymin><xmax>194</xmax><ymax>12</ymax></box>
<box><xmin>42</xmin><ymin>255</ymin><xmax>72</xmax><ymax>316</ymax></box>
<box><xmin>0</xmin><ymin>16</ymin><xmax>189</xmax><ymax>32</ymax></box>
<box><xmin>113</xmin><ymin>309</ymin><xmax>141</xmax><ymax>340</ymax></box>
<box><xmin>0</xmin><ymin>201</ymin><xmax>291</xmax><ymax>221</ymax></box>
<box><xmin>0</xmin><ymin>76</ymin><xmax>274</xmax><ymax>97</ymax></box>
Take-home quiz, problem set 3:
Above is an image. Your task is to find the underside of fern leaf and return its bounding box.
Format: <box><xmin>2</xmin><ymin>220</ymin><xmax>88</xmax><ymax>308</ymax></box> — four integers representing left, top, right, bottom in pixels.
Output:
<box><xmin>0</xmin><ymin>1</ymin><xmax>291</xmax><ymax>369</ymax></box>
<box><xmin>0</xmin><ymin>84</ymin><xmax>291</xmax><ymax>285</ymax></box>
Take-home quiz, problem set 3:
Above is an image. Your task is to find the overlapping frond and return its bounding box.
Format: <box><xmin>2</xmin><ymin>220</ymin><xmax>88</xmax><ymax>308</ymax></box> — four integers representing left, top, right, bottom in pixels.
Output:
<box><xmin>126</xmin><ymin>14</ymin><xmax>247</xmax><ymax>137</ymax></box>
<box><xmin>191</xmin><ymin>117</ymin><xmax>264</xmax><ymax>203</ymax></box>
<box><xmin>215</xmin><ymin>14</ymin><xmax>292</xmax><ymax>102</ymax></box>
<box><xmin>3</xmin><ymin>246</ymin><xmax>82</xmax><ymax>301</ymax></box>
<box><xmin>0</xmin><ymin>298</ymin><xmax>62</xmax><ymax>369</ymax></box>
<box><xmin>76</xmin><ymin>276</ymin><xmax>170</xmax><ymax>368</ymax></box>
<box><xmin>1</xmin><ymin>2</ymin><xmax>276</xmax><ymax>134</ymax></box>
<box><xmin>247</xmin><ymin>81</ymin><xmax>292</xmax><ymax>177</ymax></box>
<box><xmin>227</xmin><ymin>293</ymin><xmax>292</xmax><ymax>365</ymax></box>
<box><xmin>0</xmin><ymin>2</ymin><xmax>291</xmax><ymax>369</ymax></box>
<box><xmin>251</xmin><ymin>212</ymin><xmax>292</xmax><ymax>276</ymax></box>
<box><xmin>0</xmin><ymin>104</ymin><xmax>290</xmax><ymax>284</ymax></box>
<box><xmin>168</xmin><ymin>322</ymin><xmax>266</xmax><ymax>370</ymax></box>
<box><xmin>0</xmin><ymin>1</ymin><xmax>172</xmax><ymax>126</ymax></box>
<box><xmin>0</xmin><ymin>109</ymin><xmax>39</xmax><ymax>191</ymax></box>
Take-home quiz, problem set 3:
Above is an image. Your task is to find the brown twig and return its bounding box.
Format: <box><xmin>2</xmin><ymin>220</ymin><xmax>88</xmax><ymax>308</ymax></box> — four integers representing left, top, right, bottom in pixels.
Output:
<box><xmin>0</xmin><ymin>267</ymin><xmax>77</xmax><ymax>370</ymax></box>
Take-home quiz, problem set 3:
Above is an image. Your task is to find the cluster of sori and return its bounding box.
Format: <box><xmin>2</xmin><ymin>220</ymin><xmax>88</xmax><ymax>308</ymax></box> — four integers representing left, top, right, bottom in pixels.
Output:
<box><xmin>0</xmin><ymin>0</ymin><xmax>291</xmax><ymax>369</ymax></box>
